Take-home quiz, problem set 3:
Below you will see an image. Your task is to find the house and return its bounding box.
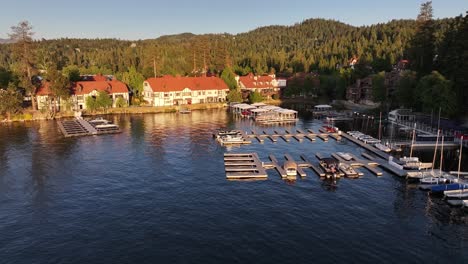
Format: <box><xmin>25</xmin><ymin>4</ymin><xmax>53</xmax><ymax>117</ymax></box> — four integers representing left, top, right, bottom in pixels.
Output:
<box><xmin>36</xmin><ymin>77</ymin><xmax>130</xmax><ymax>111</ymax></box>
<box><xmin>346</xmin><ymin>76</ymin><xmax>373</xmax><ymax>104</ymax></box>
<box><xmin>235</xmin><ymin>73</ymin><xmax>281</xmax><ymax>99</ymax></box>
<box><xmin>73</xmin><ymin>80</ymin><xmax>129</xmax><ymax>110</ymax></box>
<box><xmin>36</xmin><ymin>82</ymin><xmax>70</xmax><ymax>111</ymax></box>
<box><xmin>346</xmin><ymin>70</ymin><xmax>403</xmax><ymax>104</ymax></box>
<box><xmin>142</xmin><ymin>76</ymin><xmax>229</xmax><ymax>106</ymax></box>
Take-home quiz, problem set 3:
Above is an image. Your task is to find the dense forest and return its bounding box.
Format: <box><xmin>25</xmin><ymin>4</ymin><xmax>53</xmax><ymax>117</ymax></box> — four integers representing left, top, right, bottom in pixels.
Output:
<box><xmin>0</xmin><ymin>2</ymin><xmax>467</xmax><ymax>118</ymax></box>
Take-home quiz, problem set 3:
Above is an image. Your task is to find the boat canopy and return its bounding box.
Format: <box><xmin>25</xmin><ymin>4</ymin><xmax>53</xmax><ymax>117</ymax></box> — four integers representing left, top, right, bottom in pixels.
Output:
<box><xmin>314</xmin><ymin>104</ymin><xmax>332</xmax><ymax>109</ymax></box>
<box><xmin>251</xmin><ymin>103</ymin><xmax>267</xmax><ymax>107</ymax></box>
<box><xmin>283</xmin><ymin>160</ymin><xmax>297</xmax><ymax>170</ymax></box>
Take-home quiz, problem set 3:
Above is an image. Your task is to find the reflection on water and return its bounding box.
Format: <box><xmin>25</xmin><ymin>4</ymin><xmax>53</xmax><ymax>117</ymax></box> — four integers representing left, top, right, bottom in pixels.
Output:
<box><xmin>0</xmin><ymin>109</ymin><xmax>467</xmax><ymax>263</ymax></box>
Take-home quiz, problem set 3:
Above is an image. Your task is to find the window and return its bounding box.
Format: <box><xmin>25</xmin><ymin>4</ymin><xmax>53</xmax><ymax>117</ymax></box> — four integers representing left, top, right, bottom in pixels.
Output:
<box><xmin>183</xmin><ymin>92</ymin><xmax>191</xmax><ymax>96</ymax></box>
<box><xmin>176</xmin><ymin>92</ymin><xmax>181</xmax><ymax>97</ymax></box>
<box><xmin>164</xmin><ymin>93</ymin><xmax>169</xmax><ymax>98</ymax></box>
<box><xmin>154</xmin><ymin>93</ymin><xmax>159</xmax><ymax>98</ymax></box>
<box><xmin>77</xmin><ymin>95</ymin><xmax>83</xmax><ymax>101</ymax></box>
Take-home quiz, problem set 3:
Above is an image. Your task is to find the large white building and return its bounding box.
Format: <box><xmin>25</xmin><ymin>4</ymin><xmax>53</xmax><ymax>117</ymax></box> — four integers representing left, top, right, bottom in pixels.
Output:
<box><xmin>143</xmin><ymin>76</ymin><xmax>229</xmax><ymax>106</ymax></box>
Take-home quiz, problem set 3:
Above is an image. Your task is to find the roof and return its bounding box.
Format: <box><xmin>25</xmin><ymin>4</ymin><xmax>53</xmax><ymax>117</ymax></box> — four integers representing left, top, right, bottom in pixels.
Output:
<box><xmin>36</xmin><ymin>82</ymin><xmax>52</xmax><ymax>96</ymax></box>
<box><xmin>238</xmin><ymin>73</ymin><xmax>276</xmax><ymax>89</ymax></box>
<box><xmin>145</xmin><ymin>76</ymin><xmax>229</xmax><ymax>92</ymax></box>
<box><xmin>73</xmin><ymin>80</ymin><xmax>129</xmax><ymax>95</ymax></box>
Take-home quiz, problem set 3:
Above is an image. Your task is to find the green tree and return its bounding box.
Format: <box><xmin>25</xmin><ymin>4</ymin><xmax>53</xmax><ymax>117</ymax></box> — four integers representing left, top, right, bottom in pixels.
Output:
<box><xmin>117</xmin><ymin>66</ymin><xmax>145</xmax><ymax>101</ymax></box>
<box><xmin>248</xmin><ymin>91</ymin><xmax>263</xmax><ymax>103</ymax></box>
<box><xmin>409</xmin><ymin>1</ymin><xmax>435</xmax><ymax>76</ymax></box>
<box><xmin>96</xmin><ymin>91</ymin><xmax>113</xmax><ymax>110</ymax></box>
<box><xmin>416</xmin><ymin>71</ymin><xmax>456</xmax><ymax>117</ymax></box>
<box><xmin>46</xmin><ymin>65</ymin><xmax>71</xmax><ymax>116</ymax></box>
<box><xmin>62</xmin><ymin>65</ymin><xmax>81</xmax><ymax>82</ymax></box>
<box><xmin>226</xmin><ymin>89</ymin><xmax>242</xmax><ymax>103</ymax></box>
<box><xmin>9</xmin><ymin>21</ymin><xmax>36</xmax><ymax>110</ymax></box>
<box><xmin>371</xmin><ymin>71</ymin><xmax>386</xmax><ymax>103</ymax></box>
<box><xmin>85</xmin><ymin>96</ymin><xmax>97</xmax><ymax>112</ymax></box>
<box><xmin>220</xmin><ymin>67</ymin><xmax>237</xmax><ymax>90</ymax></box>
<box><xmin>0</xmin><ymin>87</ymin><xmax>23</xmax><ymax>120</ymax></box>
<box><xmin>395</xmin><ymin>71</ymin><xmax>417</xmax><ymax>107</ymax></box>
<box><xmin>115</xmin><ymin>97</ymin><xmax>128</xmax><ymax>108</ymax></box>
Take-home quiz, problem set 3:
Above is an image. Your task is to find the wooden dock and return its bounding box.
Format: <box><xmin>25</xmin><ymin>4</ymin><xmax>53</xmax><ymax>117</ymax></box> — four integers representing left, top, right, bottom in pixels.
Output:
<box><xmin>240</xmin><ymin>129</ymin><xmax>338</xmax><ymax>143</ymax></box>
<box><xmin>224</xmin><ymin>153</ymin><xmax>268</xmax><ymax>180</ymax></box>
<box><xmin>58</xmin><ymin>118</ymin><xmax>121</xmax><ymax>138</ymax></box>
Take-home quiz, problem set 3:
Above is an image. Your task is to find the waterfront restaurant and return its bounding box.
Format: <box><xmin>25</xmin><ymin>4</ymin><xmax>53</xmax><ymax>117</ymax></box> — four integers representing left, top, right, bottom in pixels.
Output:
<box><xmin>143</xmin><ymin>76</ymin><xmax>229</xmax><ymax>107</ymax></box>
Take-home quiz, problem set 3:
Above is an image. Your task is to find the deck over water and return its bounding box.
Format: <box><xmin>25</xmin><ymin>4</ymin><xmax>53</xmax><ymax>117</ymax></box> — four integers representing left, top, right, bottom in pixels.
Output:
<box><xmin>58</xmin><ymin>118</ymin><xmax>121</xmax><ymax>138</ymax></box>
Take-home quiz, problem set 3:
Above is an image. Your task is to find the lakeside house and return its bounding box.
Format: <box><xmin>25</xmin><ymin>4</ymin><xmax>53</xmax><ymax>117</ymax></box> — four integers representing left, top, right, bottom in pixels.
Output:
<box><xmin>235</xmin><ymin>73</ymin><xmax>285</xmax><ymax>99</ymax></box>
<box><xmin>73</xmin><ymin>80</ymin><xmax>129</xmax><ymax>110</ymax></box>
<box><xmin>36</xmin><ymin>76</ymin><xmax>130</xmax><ymax>111</ymax></box>
<box><xmin>142</xmin><ymin>76</ymin><xmax>229</xmax><ymax>106</ymax></box>
<box><xmin>346</xmin><ymin>60</ymin><xmax>408</xmax><ymax>105</ymax></box>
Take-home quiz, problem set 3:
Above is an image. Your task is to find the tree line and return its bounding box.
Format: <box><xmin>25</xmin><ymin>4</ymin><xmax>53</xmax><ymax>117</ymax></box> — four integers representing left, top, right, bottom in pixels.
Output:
<box><xmin>0</xmin><ymin>1</ymin><xmax>466</xmax><ymax>119</ymax></box>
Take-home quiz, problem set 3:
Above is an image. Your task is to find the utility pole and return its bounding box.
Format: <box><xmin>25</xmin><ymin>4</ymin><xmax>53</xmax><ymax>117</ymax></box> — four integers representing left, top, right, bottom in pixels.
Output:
<box><xmin>153</xmin><ymin>57</ymin><xmax>157</xmax><ymax>78</ymax></box>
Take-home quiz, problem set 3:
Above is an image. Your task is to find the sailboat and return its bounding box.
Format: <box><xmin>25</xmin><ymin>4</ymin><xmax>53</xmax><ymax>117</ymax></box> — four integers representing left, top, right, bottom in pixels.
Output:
<box><xmin>420</xmin><ymin>135</ymin><xmax>449</xmax><ymax>183</ymax></box>
<box><xmin>393</xmin><ymin>124</ymin><xmax>432</xmax><ymax>172</ymax></box>
<box><xmin>444</xmin><ymin>136</ymin><xmax>468</xmax><ymax>205</ymax></box>
<box><xmin>374</xmin><ymin>112</ymin><xmax>392</xmax><ymax>152</ymax></box>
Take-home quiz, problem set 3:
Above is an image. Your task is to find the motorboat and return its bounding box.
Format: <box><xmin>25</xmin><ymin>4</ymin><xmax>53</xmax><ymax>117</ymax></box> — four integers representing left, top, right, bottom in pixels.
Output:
<box><xmin>399</xmin><ymin>156</ymin><xmax>432</xmax><ymax>170</ymax></box>
<box><xmin>88</xmin><ymin>117</ymin><xmax>110</xmax><ymax>125</ymax></box>
<box><xmin>336</xmin><ymin>152</ymin><xmax>353</xmax><ymax>161</ymax></box>
<box><xmin>214</xmin><ymin>130</ymin><xmax>242</xmax><ymax>138</ymax></box>
<box><xmin>179</xmin><ymin>108</ymin><xmax>191</xmax><ymax>114</ymax></box>
<box><xmin>217</xmin><ymin>134</ymin><xmax>246</xmax><ymax>145</ymax></box>
<box><xmin>319</xmin><ymin>158</ymin><xmax>339</xmax><ymax>178</ymax></box>
<box><xmin>95</xmin><ymin>123</ymin><xmax>119</xmax><ymax>129</ymax></box>
<box><xmin>374</xmin><ymin>143</ymin><xmax>391</xmax><ymax>152</ymax></box>
<box><xmin>320</xmin><ymin>125</ymin><xmax>339</xmax><ymax>133</ymax></box>
<box><xmin>283</xmin><ymin>160</ymin><xmax>297</xmax><ymax>177</ymax></box>
<box><xmin>339</xmin><ymin>163</ymin><xmax>359</xmax><ymax>178</ymax></box>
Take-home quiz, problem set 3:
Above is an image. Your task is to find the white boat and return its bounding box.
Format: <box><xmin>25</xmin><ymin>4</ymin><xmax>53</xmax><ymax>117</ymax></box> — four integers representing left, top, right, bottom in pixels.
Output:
<box><xmin>420</xmin><ymin>175</ymin><xmax>448</xmax><ymax>184</ymax></box>
<box><xmin>463</xmin><ymin>200</ymin><xmax>468</xmax><ymax>208</ymax></box>
<box><xmin>375</xmin><ymin>143</ymin><xmax>391</xmax><ymax>152</ymax></box>
<box><xmin>444</xmin><ymin>189</ymin><xmax>468</xmax><ymax>199</ymax></box>
<box><xmin>95</xmin><ymin>123</ymin><xmax>119</xmax><ymax>129</ymax></box>
<box><xmin>217</xmin><ymin>134</ymin><xmax>246</xmax><ymax>145</ymax></box>
<box><xmin>339</xmin><ymin>163</ymin><xmax>358</xmax><ymax>178</ymax></box>
<box><xmin>283</xmin><ymin>160</ymin><xmax>297</xmax><ymax>177</ymax></box>
<box><xmin>446</xmin><ymin>199</ymin><xmax>466</xmax><ymax>206</ymax></box>
<box><xmin>88</xmin><ymin>117</ymin><xmax>110</xmax><ymax>125</ymax></box>
<box><xmin>179</xmin><ymin>108</ymin><xmax>191</xmax><ymax>114</ymax></box>
<box><xmin>337</xmin><ymin>152</ymin><xmax>353</xmax><ymax>161</ymax></box>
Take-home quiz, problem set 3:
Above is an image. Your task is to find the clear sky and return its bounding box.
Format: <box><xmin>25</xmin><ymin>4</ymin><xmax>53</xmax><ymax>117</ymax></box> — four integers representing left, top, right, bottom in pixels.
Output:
<box><xmin>1</xmin><ymin>0</ymin><xmax>466</xmax><ymax>40</ymax></box>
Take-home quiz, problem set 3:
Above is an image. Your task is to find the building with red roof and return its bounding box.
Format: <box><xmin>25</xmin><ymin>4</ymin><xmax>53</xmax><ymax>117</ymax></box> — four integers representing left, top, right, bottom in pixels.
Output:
<box><xmin>35</xmin><ymin>76</ymin><xmax>129</xmax><ymax>111</ymax></box>
<box><xmin>73</xmin><ymin>80</ymin><xmax>129</xmax><ymax>110</ymax></box>
<box><xmin>143</xmin><ymin>76</ymin><xmax>229</xmax><ymax>106</ymax></box>
<box><xmin>235</xmin><ymin>73</ymin><xmax>283</xmax><ymax>99</ymax></box>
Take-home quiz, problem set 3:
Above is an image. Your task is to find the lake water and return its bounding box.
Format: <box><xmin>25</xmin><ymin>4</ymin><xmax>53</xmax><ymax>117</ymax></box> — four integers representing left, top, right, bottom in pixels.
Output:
<box><xmin>0</xmin><ymin>109</ymin><xmax>467</xmax><ymax>263</ymax></box>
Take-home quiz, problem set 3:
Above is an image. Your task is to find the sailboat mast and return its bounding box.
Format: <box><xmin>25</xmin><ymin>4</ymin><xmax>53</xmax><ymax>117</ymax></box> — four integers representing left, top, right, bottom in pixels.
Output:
<box><xmin>431</xmin><ymin>129</ymin><xmax>440</xmax><ymax>172</ymax></box>
<box><xmin>410</xmin><ymin>123</ymin><xmax>416</xmax><ymax>158</ymax></box>
<box><xmin>457</xmin><ymin>136</ymin><xmax>463</xmax><ymax>181</ymax></box>
<box><xmin>439</xmin><ymin>136</ymin><xmax>444</xmax><ymax>172</ymax></box>
<box><xmin>378</xmin><ymin>112</ymin><xmax>382</xmax><ymax>141</ymax></box>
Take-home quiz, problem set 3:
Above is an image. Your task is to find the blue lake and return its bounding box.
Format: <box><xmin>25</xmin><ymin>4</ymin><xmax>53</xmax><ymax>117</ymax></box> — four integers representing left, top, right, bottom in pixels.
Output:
<box><xmin>0</xmin><ymin>109</ymin><xmax>467</xmax><ymax>263</ymax></box>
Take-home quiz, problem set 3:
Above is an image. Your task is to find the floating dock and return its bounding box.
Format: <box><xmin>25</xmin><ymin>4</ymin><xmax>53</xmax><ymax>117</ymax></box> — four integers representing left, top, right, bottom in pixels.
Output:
<box><xmin>224</xmin><ymin>153</ymin><xmax>268</xmax><ymax>180</ymax></box>
<box><xmin>240</xmin><ymin>129</ymin><xmax>339</xmax><ymax>143</ymax></box>
<box><xmin>58</xmin><ymin>118</ymin><xmax>121</xmax><ymax>138</ymax></box>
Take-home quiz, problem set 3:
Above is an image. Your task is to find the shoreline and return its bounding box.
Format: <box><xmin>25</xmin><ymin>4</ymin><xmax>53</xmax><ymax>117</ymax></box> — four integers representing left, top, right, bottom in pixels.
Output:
<box><xmin>1</xmin><ymin>103</ymin><xmax>228</xmax><ymax>123</ymax></box>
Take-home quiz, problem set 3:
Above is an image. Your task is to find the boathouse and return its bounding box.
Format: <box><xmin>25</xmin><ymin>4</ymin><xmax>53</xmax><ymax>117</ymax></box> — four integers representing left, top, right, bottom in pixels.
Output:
<box><xmin>143</xmin><ymin>76</ymin><xmax>229</xmax><ymax>106</ymax></box>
